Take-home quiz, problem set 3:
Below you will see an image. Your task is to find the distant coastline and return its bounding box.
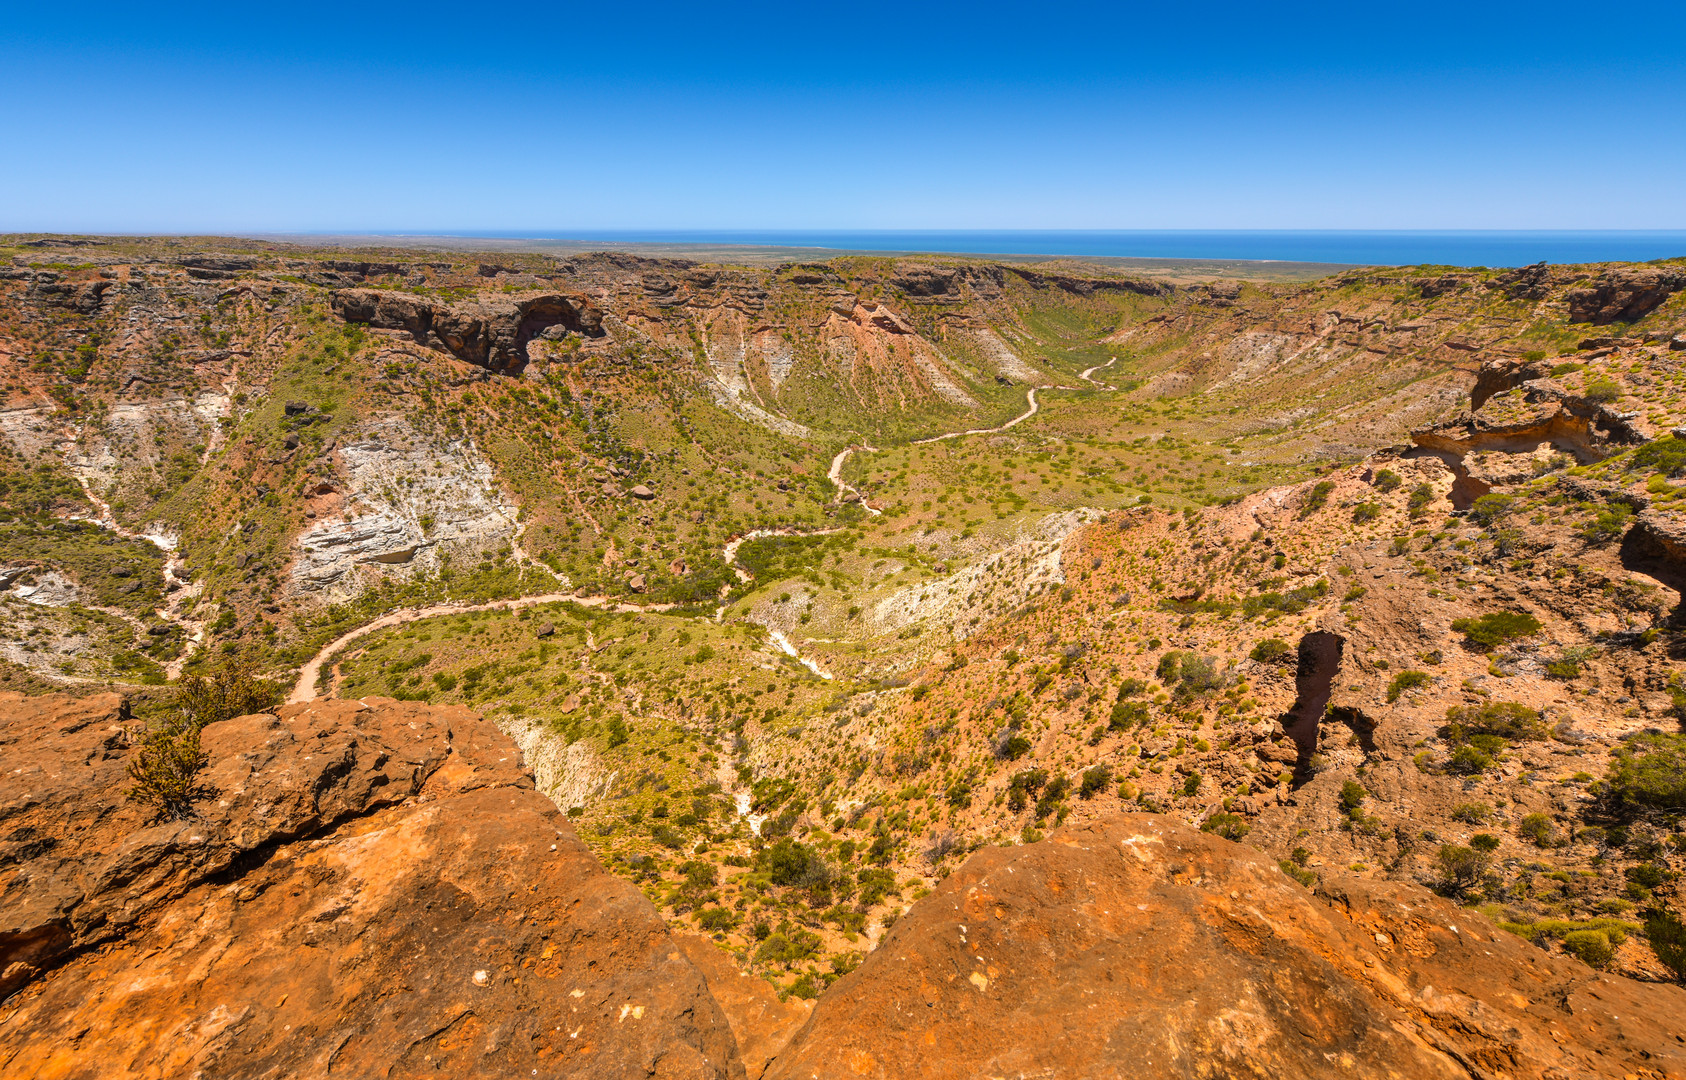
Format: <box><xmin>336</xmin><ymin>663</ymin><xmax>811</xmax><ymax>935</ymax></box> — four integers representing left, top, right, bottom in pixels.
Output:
<box><xmin>338</xmin><ymin>229</ymin><xmax>1686</xmax><ymax>269</ymax></box>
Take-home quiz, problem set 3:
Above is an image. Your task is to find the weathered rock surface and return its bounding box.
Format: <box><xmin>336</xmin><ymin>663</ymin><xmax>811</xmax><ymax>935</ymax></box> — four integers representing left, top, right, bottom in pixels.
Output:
<box><xmin>1415</xmin><ymin>378</ymin><xmax>1649</xmax><ymax>459</ymax></box>
<box><xmin>0</xmin><ymin>694</ymin><xmax>742</xmax><ymax>1079</ymax></box>
<box><xmin>1566</xmin><ymin>267</ymin><xmax>1686</xmax><ymax>325</ymax></box>
<box><xmin>287</xmin><ymin>414</ymin><xmax>521</xmax><ymax>600</ymax></box>
<box><xmin>676</xmin><ymin>935</ymin><xmax>811</xmax><ymax>1080</ymax></box>
<box><xmin>332</xmin><ymin>287</ymin><xmax>605</xmax><ymax>372</ymax></box>
<box><xmin>764</xmin><ymin>815</ymin><xmax>1686</xmax><ymax>1080</ymax></box>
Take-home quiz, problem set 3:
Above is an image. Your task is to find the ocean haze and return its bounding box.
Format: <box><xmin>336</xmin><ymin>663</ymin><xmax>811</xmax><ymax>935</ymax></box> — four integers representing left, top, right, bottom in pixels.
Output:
<box><xmin>299</xmin><ymin>231</ymin><xmax>1686</xmax><ymax>269</ymax></box>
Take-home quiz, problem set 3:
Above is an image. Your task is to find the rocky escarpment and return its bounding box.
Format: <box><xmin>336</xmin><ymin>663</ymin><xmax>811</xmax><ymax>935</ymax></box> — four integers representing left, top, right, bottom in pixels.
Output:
<box><xmin>0</xmin><ymin>693</ymin><xmax>742</xmax><ymax>1079</ymax></box>
<box><xmin>1566</xmin><ymin>266</ymin><xmax>1686</xmax><ymax>324</ymax></box>
<box><xmin>331</xmin><ymin>287</ymin><xmax>605</xmax><ymax>373</ymax></box>
<box><xmin>767</xmin><ymin>815</ymin><xmax>1686</xmax><ymax>1080</ymax></box>
<box><xmin>2</xmin><ymin>694</ymin><xmax>1682</xmax><ymax>1078</ymax></box>
<box><xmin>1409</xmin><ymin>353</ymin><xmax>1664</xmax><ymax>504</ymax></box>
<box><xmin>1417</xmin><ymin>367</ymin><xmax>1650</xmax><ymax>459</ymax></box>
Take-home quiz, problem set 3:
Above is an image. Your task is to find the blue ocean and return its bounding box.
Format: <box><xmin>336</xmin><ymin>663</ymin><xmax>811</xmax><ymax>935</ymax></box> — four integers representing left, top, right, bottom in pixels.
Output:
<box><xmin>455</xmin><ymin>230</ymin><xmax>1686</xmax><ymax>268</ymax></box>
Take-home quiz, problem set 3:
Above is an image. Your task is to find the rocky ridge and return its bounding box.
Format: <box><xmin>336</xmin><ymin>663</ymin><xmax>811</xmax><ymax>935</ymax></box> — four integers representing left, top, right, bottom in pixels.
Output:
<box><xmin>0</xmin><ymin>693</ymin><xmax>741</xmax><ymax>1079</ymax></box>
<box><xmin>2</xmin><ymin>695</ymin><xmax>1681</xmax><ymax>1078</ymax></box>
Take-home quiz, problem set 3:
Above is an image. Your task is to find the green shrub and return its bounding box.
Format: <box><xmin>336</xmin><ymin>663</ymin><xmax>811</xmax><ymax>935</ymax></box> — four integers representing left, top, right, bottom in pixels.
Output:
<box><xmin>1373</xmin><ymin>469</ymin><xmax>1402</xmax><ymax>493</ymax></box>
<box><xmin>1386</xmin><ymin>670</ymin><xmax>1430</xmax><ymax>702</ymax></box>
<box><xmin>1451</xmin><ymin>801</ymin><xmax>1492</xmax><ymax>824</ymax></box>
<box><xmin>695</xmin><ymin>907</ymin><xmax>738</xmax><ymax>931</ymax></box>
<box><xmin>650</xmin><ymin>823</ymin><xmax>684</xmax><ymax>848</ymax></box>
<box><xmin>1442</xmin><ymin>701</ymin><xmax>1549</xmax><ymax>743</ymax></box>
<box><xmin>1407</xmin><ymin>483</ymin><xmax>1435</xmax><ymax>518</ymax></box>
<box><xmin>1561</xmin><ymin>929</ymin><xmax>1614</xmax><ymax>967</ymax></box>
<box><xmin>1644</xmin><ymin>907</ymin><xmax>1686</xmax><ymax>980</ymax></box>
<box><xmin>127</xmin><ymin>660</ymin><xmax>280</xmax><ymax>820</ymax></box>
<box><xmin>1451</xmin><ymin>741</ymin><xmax>1501</xmax><ymax>774</ymax></box>
<box><xmin>855</xmin><ymin>866</ymin><xmax>897</xmax><ymax>906</ymax></box>
<box><xmin>1470</xmin><ymin>833</ymin><xmax>1501</xmax><ymax>853</ymax></box>
<box><xmin>1249</xmin><ymin>637</ymin><xmax>1293</xmax><ymax>664</ymax></box>
<box><xmin>1241</xmin><ymin>580</ymin><xmax>1329</xmax><ymax>619</ymax></box>
<box><xmin>1469</xmin><ymin>494</ymin><xmax>1515</xmax><ymax>526</ymax></box>
<box><xmin>1339</xmin><ymin>780</ymin><xmax>1366</xmax><ymax>812</ymax></box>
<box><xmin>1517</xmin><ymin>813</ymin><xmax>1556</xmax><ymax>847</ymax></box>
<box><xmin>1351</xmin><ymin>501</ymin><xmax>1382</xmax><ymax>524</ymax></box>
<box><xmin>1201</xmin><ymin>812</ymin><xmax>1251</xmax><ymax>841</ymax></box>
<box><xmin>1079</xmin><ymin>764</ymin><xmax>1113</xmax><ymax>799</ymax></box>
<box><xmin>1606</xmin><ymin>733</ymin><xmax>1686</xmax><ymax>812</ymax></box>
<box><xmin>999</xmin><ymin>734</ymin><xmax>1031</xmax><ymax>760</ymax></box>
<box><xmin>1436</xmin><ymin>844</ymin><xmax>1486</xmax><ymax>894</ymax></box>
<box><xmin>760</xmin><ymin>839</ymin><xmax>826</xmax><ymax>887</ymax></box>
<box><xmin>1630</xmin><ymin>436</ymin><xmax>1686</xmax><ymax>478</ymax></box>
<box><xmin>1298</xmin><ymin>480</ymin><xmax>1336</xmax><ymax>518</ymax></box>
<box><xmin>1583</xmin><ymin>378</ymin><xmax>1621</xmax><ymax>404</ymax></box>
<box><xmin>1157</xmin><ymin>650</ymin><xmax>1222</xmax><ymax>696</ymax></box>
<box><xmin>126</xmin><ymin>715</ymin><xmax>209</xmax><ymax>820</ymax></box>
<box><xmin>1034</xmin><ymin>775</ymin><xmax>1070</xmax><ymax>820</ymax></box>
<box><xmin>1116</xmin><ymin>677</ymin><xmax>1148</xmax><ymax>699</ymax></box>
<box><xmin>1450</xmin><ymin>612</ymin><xmax>1542</xmax><ymax>651</ymax></box>
<box><xmin>1006</xmin><ymin>768</ymin><xmax>1048</xmax><ymax>812</ymax></box>
<box><xmin>1108</xmin><ymin>700</ymin><xmax>1149</xmax><ymax>732</ymax></box>
<box><xmin>753</xmin><ymin>924</ymin><xmax>822</xmax><ymax>969</ymax></box>
<box><xmin>1279</xmin><ymin>859</ymin><xmax>1317</xmax><ymax>887</ymax></box>
<box><xmin>1181</xmin><ymin>772</ymin><xmax>1202</xmax><ymax>797</ymax></box>
<box><xmin>1627</xmin><ymin>863</ymin><xmax>1665</xmax><ymax>889</ymax></box>
<box><xmin>1579</xmin><ymin>504</ymin><xmax>1632</xmax><ymax>544</ymax></box>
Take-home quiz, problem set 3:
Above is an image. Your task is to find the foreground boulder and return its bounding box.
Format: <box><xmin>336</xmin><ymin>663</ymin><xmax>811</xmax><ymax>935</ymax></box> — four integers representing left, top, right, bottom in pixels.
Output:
<box><xmin>764</xmin><ymin>814</ymin><xmax>1686</xmax><ymax>1080</ymax></box>
<box><xmin>7</xmin><ymin>692</ymin><xmax>1683</xmax><ymax>1080</ymax></box>
<box><xmin>0</xmin><ymin>694</ymin><xmax>741</xmax><ymax>1079</ymax></box>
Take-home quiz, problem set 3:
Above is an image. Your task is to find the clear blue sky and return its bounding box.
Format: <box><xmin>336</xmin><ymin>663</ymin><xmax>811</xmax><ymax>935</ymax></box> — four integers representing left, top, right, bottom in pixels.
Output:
<box><xmin>3</xmin><ymin>1</ymin><xmax>1683</xmax><ymax>233</ymax></box>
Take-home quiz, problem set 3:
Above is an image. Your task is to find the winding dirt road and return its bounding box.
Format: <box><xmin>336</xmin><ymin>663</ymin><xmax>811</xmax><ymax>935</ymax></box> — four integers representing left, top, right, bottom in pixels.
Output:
<box><xmin>913</xmin><ymin>385</ymin><xmax>1054</xmax><ymax>444</ymax></box>
<box><xmin>826</xmin><ymin>446</ymin><xmax>881</xmax><ymax>515</ymax></box>
<box><xmin>1079</xmin><ymin>357</ymin><xmax>1118</xmax><ymax>390</ymax></box>
<box><xmin>288</xmin><ymin>384</ymin><xmax>1069</xmax><ymax>703</ymax></box>
<box><xmin>287</xmin><ymin>591</ymin><xmax>677</xmax><ymax>704</ymax></box>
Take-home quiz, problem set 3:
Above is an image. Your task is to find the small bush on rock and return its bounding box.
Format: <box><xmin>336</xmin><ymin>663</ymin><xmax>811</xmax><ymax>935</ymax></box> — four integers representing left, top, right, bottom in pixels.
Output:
<box><xmin>1386</xmin><ymin>670</ymin><xmax>1430</xmax><ymax>702</ymax></box>
<box><xmin>1606</xmin><ymin>733</ymin><xmax>1686</xmax><ymax>813</ymax></box>
<box><xmin>1450</xmin><ymin>612</ymin><xmax>1542</xmax><ymax>651</ymax></box>
<box><xmin>1644</xmin><ymin>907</ymin><xmax>1686</xmax><ymax>981</ymax></box>
<box><xmin>1518</xmin><ymin>813</ymin><xmax>1557</xmax><ymax>847</ymax></box>
<box><xmin>1561</xmin><ymin>929</ymin><xmax>1614</xmax><ymax>968</ymax></box>
<box><xmin>1202</xmin><ymin>812</ymin><xmax>1250</xmax><ymax>841</ymax></box>
<box><xmin>1436</xmin><ymin>843</ymin><xmax>1487</xmax><ymax>895</ymax></box>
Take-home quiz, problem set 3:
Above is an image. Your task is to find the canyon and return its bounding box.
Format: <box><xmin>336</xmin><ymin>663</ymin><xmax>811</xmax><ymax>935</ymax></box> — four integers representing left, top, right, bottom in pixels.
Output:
<box><xmin>1</xmin><ymin>235</ymin><xmax>1685</xmax><ymax>1076</ymax></box>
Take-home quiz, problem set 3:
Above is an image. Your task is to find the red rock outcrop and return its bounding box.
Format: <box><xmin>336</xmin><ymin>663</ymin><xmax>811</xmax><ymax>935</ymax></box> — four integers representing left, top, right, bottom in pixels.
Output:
<box><xmin>763</xmin><ymin>815</ymin><xmax>1686</xmax><ymax>1080</ymax></box>
<box><xmin>9</xmin><ymin>692</ymin><xmax>1684</xmax><ymax>1080</ymax></box>
<box><xmin>0</xmin><ymin>694</ymin><xmax>742</xmax><ymax>1079</ymax></box>
<box><xmin>676</xmin><ymin>935</ymin><xmax>811</xmax><ymax>1080</ymax></box>
<box><xmin>331</xmin><ymin>287</ymin><xmax>605</xmax><ymax>372</ymax></box>
<box><xmin>1566</xmin><ymin>267</ymin><xmax>1686</xmax><ymax>324</ymax></box>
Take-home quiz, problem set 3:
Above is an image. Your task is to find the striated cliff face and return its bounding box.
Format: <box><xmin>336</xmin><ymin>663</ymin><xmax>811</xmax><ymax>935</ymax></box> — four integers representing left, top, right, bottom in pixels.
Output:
<box><xmin>2</xmin><ymin>694</ymin><xmax>1682</xmax><ymax>1079</ymax></box>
